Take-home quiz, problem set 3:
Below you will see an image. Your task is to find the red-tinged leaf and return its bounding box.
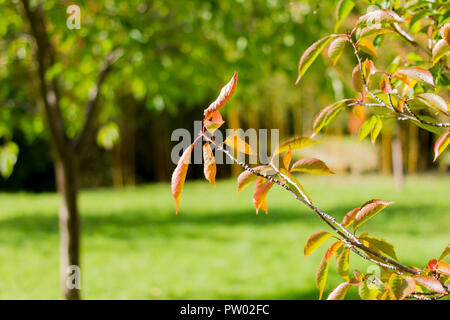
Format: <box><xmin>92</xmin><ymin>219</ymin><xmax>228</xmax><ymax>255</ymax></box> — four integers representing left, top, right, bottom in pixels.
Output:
<box><xmin>427</xmin><ymin>259</ymin><xmax>438</xmax><ymax>271</ymax></box>
<box><xmin>434</xmin><ymin>132</ymin><xmax>450</xmax><ymax>162</ymax></box>
<box><xmin>359</xmin><ymin>233</ymin><xmax>398</xmax><ymax>260</ymax></box>
<box><xmin>432</xmin><ymin>39</ymin><xmax>450</xmax><ymax>65</ymax></box>
<box><xmin>204</xmin><ymin>72</ymin><xmax>238</xmax><ymax>120</ymax></box>
<box><xmin>342</xmin><ymin>207</ymin><xmax>359</xmax><ymax>227</ymax></box>
<box><xmin>326</xmin><ymin>241</ymin><xmax>345</xmax><ymax>261</ymax></box>
<box><xmin>437</xmin><ymin>260</ymin><xmax>450</xmax><ymax>276</ymax></box>
<box><xmin>253</xmin><ymin>177</ymin><xmax>274</xmax><ymax>214</ymax></box>
<box><xmin>358</xmin><ymin>39</ymin><xmax>377</xmax><ymax>57</ymax></box>
<box><xmin>204</xmin><ymin>111</ymin><xmax>225</xmax><ymax>134</ymax></box>
<box><xmin>237</xmin><ymin>165</ymin><xmax>273</xmax><ymax>193</ymax></box>
<box><xmin>296</xmin><ymin>35</ymin><xmax>335</xmax><ymax>84</ymax></box>
<box><xmin>171</xmin><ymin>143</ymin><xmax>194</xmax><ymax>214</ymax></box>
<box><xmin>414</xmin><ymin>276</ymin><xmax>447</xmax><ymax>294</ymax></box>
<box><xmin>283</xmin><ymin>147</ymin><xmax>292</xmax><ymax>170</ymax></box>
<box><xmin>274</xmin><ymin>136</ymin><xmax>321</xmax><ymax>155</ymax></box>
<box><xmin>312</xmin><ymin>100</ymin><xmax>350</xmax><ymax>136</ymax></box>
<box><xmin>352</xmin><ymin>64</ymin><xmax>363</xmax><ymax>91</ymax></box>
<box><xmin>291</xmin><ymin>158</ymin><xmax>334</xmax><ymax>175</ymax></box>
<box><xmin>224</xmin><ymin>133</ymin><xmax>256</xmax><ymax>155</ymax></box>
<box><xmin>394</xmin><ymin>67</ymin><xmax>435</xmax><ymax>88</ymax></box>
<box><xmin>358</xmin><ymin>280</ymin><xmax>379</xmax><ymax>300</ymax></box>
<box><xmin>416</xmin><ymin>93</ymin><xmax>448</xmax><ymax>116</ymax></box>
<box><xmin>316</xmin><ymin>252</ymin><xmax>330</xmax><ymax>299</ymax></box>
<box><xmin>441</xmin><ymin>22</ymin><xmax>450</xmax><ymax>46</ymax></box>
<box><xmin>353</xmin><ymin>199</ymin><xmax>395</xmax><ymax>230</ymax></box>
<box><xmin>439</xmin><ymin>243</ymin><xmax>450</xmax><ymax>261</ymax></box>
<box><xmin>359</xmin><ymin>25</ymin><xmax>393</xmax><ymax>39</ymax></box>
<box><xmin>327</xmin><ymin>282</ymin><xmax>351</xmax><ymax>300</ymax></box>
<box><xmin>304</xmin><ymin>231</ymin><xmax>332</xmax><ymax>258</ymax></box>
<box><xmin>388</xmin><ymin>274</ymin><xmax>415</xmax><ymax>300</ymax></box>
<box><xmin>203</xmin><ymin>142</ymin><xmax>216</xmax><ymax>187</ymax></box>
<box><xmin>336</xmin><ymin>247</ymin><xmax>350</xmax><ymax>280</ymax></box>
<box><xmin>328</xmin><ymin>36</ymin><xmax>347</xmax><ymax>65</ymax></box>
<box><xmin>357</xmin><ymin>9</ymin><xmax>405</xmax><ymax>25</ymax></box>
<box><xmin>380</xmin><ymin>78</ymin><xmax>392</xmax><ymax>93</ymax></box>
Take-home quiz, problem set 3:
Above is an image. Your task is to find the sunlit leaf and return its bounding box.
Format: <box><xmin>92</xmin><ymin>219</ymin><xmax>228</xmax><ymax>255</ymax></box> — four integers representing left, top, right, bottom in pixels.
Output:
<box><xmin>441</xmin><ymin>22</ymin><xmax>450</xmax><ymax>46</ymax></box>
<box><xmin>358</xmin><ymin>280</ymin><xmax>379</xmax><ymax>300</ymax></box>
<box><xmin>358</xmin><ymin>116</ymin><xmax>377</xmax><ymax>142</ymax></box>
<box><xmin>316</xmin><ymin>250</ymin><xmax>330</xmax><ymax>299</ymax></box>
<box><xmin>370</xmin><ymin>117</ymin><xmax>383</xmax><ymax>144</ymax></box>
<box><xmin>283</xmin><ymin>147</ymin><xmax>292</xmax><ymax>170</ymax></box>
<box><xmin>360</xmin><ymin>25</ymin><xmax>392</xmax><ymax>39</ymax></box>
<box><xmin>274</xmin><ymin>136</ymin><xmax>321</xmax><ymax>155</ymax></box>
<box><xmin>204</xmin><ymin>72</ymin><xmax>238</xmax><ymax>120</ymax></box>
<box><xmin>0</xmin><ymin>142</ymin><xmax>19</xmax><ymax>179</ymax></box>
<box><xmin>283</xmin><ymin>170</ymin><xmax>313</xmax><ymax>204</ymax></box>
<box><xmin>357</xmin><ymin>9</ymin><xmax>405</xmax><ymax>26</ymax></box>
<box><xmin>342</xmin><ymin>207</ymin><xmax>359</xmax><ymax>227</ymax></box>
<box><xmin>224</xmin><ymin>133</ymin><xmax>256</xmax><ymax>155</ymax></box>
<box><xmin>352</xmin><ymin>64</ymin><xmax>363</xmax><ymax>92</ymax></box>
<box><xmin>203</xmin><ymin>142</ymin><xmax>216</xmax><ymax>187</ymax></box>
<box><xmin>432</xmin><ymin>39</ymin><xmax>449</xmax><ymax>65</ymax></box>
<box><xmin>204</xmin><ymin>111</ymin><xmax>225</xmax><ymax>135</ymax></box>
<box><xmin>171</xmin><ymin>143</ymin><xmax>194</xmax><ymax>214</ymax></box>
<box><xmin>394</xmin><ymin>67</ymin><xmax>435</xmax><ymax>88</ymax></box>
<box><xmin>334</xmin><ymin>0</ymin><xmax>354</xmax><ymax>32</ymax></box>
<box><xmin>439</xmin><ymin>243</ymin><xmax>450</xmax><ymax>261</ymax></box>
<box><xmin>433</xmin><ymin>132</ymin><xmax>450</xmax><ymax>162</ymax></box>
<box><xmin>358</xmin><ymin>39</ymin><xmax>377</xmax><ymax>57</ymax></box>
<box><xmin>388</xmin><ymin>274</ymin><xmax>415</xmax><ymax>300</ymax></box>
<box><xmin>328</xmin><ymin>36</ymin><xmax>347</xmax><ymax>65</ymax></box>
<box><xmin>353</xmin><ymin>199</ymin><xmax>395</xmax><ymax>230</ymax></box>
<box><xmin>296</xmin><ymin>35</ymin><xmax>335</xmax><ymax>84</ymax></box>
<box><xmin>253</xmin><ymin>177</ymin><xmax>274</xmax><ymax>214</ymax></box>
<box><xmin>312</xmin><ymin>100</ymin><xmax>349</xmax><ymax>135</ymax></box>
<box><xmin>291</xmin><ymin>158</ymin><xmax>334</xmax><ymax>175</ymax></box>
<box><xmin>304</xmin><ymin>231</ymin><xmax>332</xmax><ymax>259</ymax></box>
<box><xmin>414</xmin><ymin>276</ymin><xmax>447</xmax><ymax>294</ymax></box>
<box><xmin>336</xmin><ymin>247</ymin><xmax>350</xmax><ymax>280</ymax></box>
<box><xmin>237</xmin><ymin>165</ymin><xmax>272</xmax><ymax>193</ymax></box>
<box><xmin>327</xmin><ymin>282</ymin><xmax>351</xmax><ymax>300</ymax></box>
<box><xmin>437</xmin><ymin>260</ymin><xmax>450</xmax><ymax>277</ymax></box>
<box><xmin>415</xmin><ymin>93</ymin><xmax>448</xmax><ymax>116</ymax></box>
<box><xmin>359</xmin><ymin>232</ymin><xmax>398</xmax><ymax>260</ymax></box>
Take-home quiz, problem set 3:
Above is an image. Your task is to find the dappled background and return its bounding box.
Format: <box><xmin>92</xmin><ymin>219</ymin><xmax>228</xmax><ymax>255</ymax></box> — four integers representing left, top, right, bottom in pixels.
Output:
<box><xmin>0</xmin><ymin>0</ymin><xmax>448</xmax><ymax>299</ymax></box>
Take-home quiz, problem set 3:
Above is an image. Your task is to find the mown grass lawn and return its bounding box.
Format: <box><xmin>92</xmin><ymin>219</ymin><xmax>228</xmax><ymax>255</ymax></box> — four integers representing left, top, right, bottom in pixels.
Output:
<box><xmin>0</xmin><ymin>174</ymin><xmax>448</xmax><ymax>299</ymax></box>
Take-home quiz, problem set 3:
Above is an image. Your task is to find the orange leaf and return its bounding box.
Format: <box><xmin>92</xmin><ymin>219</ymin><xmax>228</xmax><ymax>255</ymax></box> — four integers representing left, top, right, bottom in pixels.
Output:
<box><xmin>342</xmin><ymin>207</ymin><xmax>359</xmax><ymax>227</ymax></box>
<box><xmin>437</xmin><ymin>260</ymin><xmax>450</xmax><ymax>276</ymax></box>
<box><xmin>236</xmin><ymin>165</ymin><xmax>272</xmax><ymax>193</ymax></box>
<box><xmin>358</xmin><ymin>39</ymin><xmax>377</xmax><ymax>57</ymax></box>
<box><xmin>204</xmin><ymin>111</ymin><xmax>225</xmax><ymax>135</ymax></box>
<box><xmin>283</xmin><ymin>147</ymin><xmax>292</xmax><ymax>170</ymax></box>
<box><xmin>394</xmin><ymin>67</ymin><xmax>435</xmax><ymax>88</ymax></box>
<box><xmin>171</xmin><ymin>143</ymin><xmax>194</xmax><ymax>214</ymax></box>
<box><xmin>203</xmin><ymin>142</ymin><xmax>216</xmax><ymax>187</ymax></box>
<box><xmin>204</xmin><ymin>72</ymin><xmax>238</xmax><ymax>120</ymax></box>
<box><xmin>433</xmin><ymin>132</ymin><xmax>450</xmax><ymax>162</ymax></box>
<box><xmin>253</xmin><ymin>177</ymin><xmax>274</xmax><ymax>214</ymax></box>
<box><xmin>291</xmin><ymin>158</ymin><xmax>334</xmax><ymax>175</ymax></box>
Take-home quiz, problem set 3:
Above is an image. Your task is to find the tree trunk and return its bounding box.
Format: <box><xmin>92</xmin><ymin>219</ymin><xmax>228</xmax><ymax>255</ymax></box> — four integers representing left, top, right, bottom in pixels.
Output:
<box><xmin>55</xmin><ymin>156</ymin><xmax>81</xmax><ymax>300</ymax></box>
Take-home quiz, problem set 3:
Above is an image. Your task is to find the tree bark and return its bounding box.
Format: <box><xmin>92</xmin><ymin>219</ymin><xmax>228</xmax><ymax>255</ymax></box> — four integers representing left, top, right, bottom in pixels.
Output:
<box><xmin>55</xmin><ymin>155</ymin><xmax>81</xmax><ymax>300</ymax></box>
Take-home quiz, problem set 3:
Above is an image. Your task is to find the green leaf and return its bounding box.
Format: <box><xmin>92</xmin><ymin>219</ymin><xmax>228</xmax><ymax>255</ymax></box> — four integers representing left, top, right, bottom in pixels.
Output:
<box><xmin>335</xmin><ymin>0</ymin><xmax>354</xmax><ymax>32</ymax></box>
<box><xmin>359</xmin><ymin>232</ymin><xmax>398</xmax><ymax>260</ymax></box>
<box><xmin>327</xmin><ymin>282</ymin><xmax>351</xmax><ymax>300</ymax></box>
<box><xmin>388</xmin><ymin>274</ymin><xmax>415</xmax><ymax>300</ymax></box>
<box><xmin>415</xmin><ymin>93</ymin><xmax>448</xmax><ymax>116</ymax></box>
<box><xmin>316</xmin><ymin>251</ymin><xmax>330</xmax><ymax>300</ymax></box>
<box><xmin>358</xmin><ymin>280</ymin><xmax>379</xmax><ymax>300</ymax></box>
<box><xmin>439</xmin><ymin>243</ymin><xmax>450</xmax><ymax>261</ymax></box>
<box><xmin>296</xmin><ymin>35</ymin><xmax>335</xmax><ymax>84</ymax></box>
<box><xmin>370</xmin><ymin>117</ymin><xmax>383</xmax><ymax>144</ymax></box>
<box><xmin>97</xmin><ymin>122</ymin><xmax>120</xmax><ymax>150</ymax></box>
<box><xmin>312</xmin><ymin>100</ymin><xmax>349</xmax><ymax>135</ymax></box>
<box><xmin>328</xmin><ymin>36</ymin><xmax>347</xmax><ymax>65</ymax></box>
<box><xmin>358</xmin><ymin>116</ymin><xmax>377</xmax><ymax>142</ymax></box>
<box><xmin>0</xmin><ymin>142</ymin><xmax>19</xmax><ymax>179</ymax></box>
<box><xmin>273</xmin><ymin>136</ymin><xmax>321</xmax><ymax>155</ymax></box>
<box><xmin>284</xmin><ymin>170</ymin><xmax>313</xmax><ymax>204</ymax></box>
<box><xmin>353</xmin><ymin>199</ymin><xmax>395</xmax><ymax>230</ymax></box>
<box><xmin>336</xmin><ymin>247</ymin><xmax>350</xmax><ymax>280</ymax></box>
<box><xmin>291</xmin><ymin>158</ymin><xmax>334</xmax><ymax>175</ymax></box>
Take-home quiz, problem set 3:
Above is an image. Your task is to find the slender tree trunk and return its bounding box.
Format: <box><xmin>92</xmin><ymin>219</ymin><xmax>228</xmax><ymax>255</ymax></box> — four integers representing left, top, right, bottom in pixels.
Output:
<box><xmin>55</xmin><ymin>155</ymin><xmax>81</xmax><ymax>300</ymax></box>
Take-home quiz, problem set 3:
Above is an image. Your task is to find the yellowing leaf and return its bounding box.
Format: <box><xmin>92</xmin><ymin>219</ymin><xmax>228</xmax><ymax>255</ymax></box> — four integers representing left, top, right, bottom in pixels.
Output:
<box><xmin>296</xmin><ymin>35</ymin><xmax>335</xmax><ymax>84</ymax></box>
<box><xmin>304</xmin><ymin>231</ymin><xmax>332</xmax><ymax>258</ymax></box>
<box><xmin>328</xmin><ymin>36</ymin><xmax>347</xmax><ymax>65</ymax></box>
<box><xmin>358</xmin><ymin>39</ymin><xmax>377</xmax><ymax>57</ymax></box>
<box><xmin>291</xmin><ymin>158</ymin><xmax>334</xmax><ymax>175</ymax></box>
<box><xmin>434</xmin><ymin>132</ymin><xmax>450</xmax><ymax>162</ymax></box>
<box><xmin>414</xmin><ymin>276</ymin><xmax>447</xmax><ymax>294</ymax></box>
<box><xmin>352</xmin><ymin>64</ymin><xmax>363</xmax><ymax>92</ymax></box>
<box><xmin>342</xmin><ymin>207</ymin><xmax>359</xmax><ymax>227</ymax></box>
<box><xmin>316</xmin><ymin>251</ymin><xmax>330</xmax><ymax>300</ymax></box>
<box><xmin>441</xmin><ymin>22</ymin><xmax>450</xmax><ymax>46</ymax></box>
<box><xmin>439</xmin><ymin>243</ymin><xmax>450</xmax><ymax>261</ymax></box>
<box><xmin>283</xmin><ymin>147</ymin><xmax>292</xmax><ymax>170</ymax></box>
<box><xmin>432</xmin><ymin>39</ymin><xmax>450</xmax><ymax>65</ymax></box>
<box><xmin>358</xmin><ymin>280</ymin><xmax>379</xmax><ymax>300</ymax></box>
<box><xmin>359</xmin><ymin>25</ymin><xmax>393</xmax><ymax>39</ymax></box>
<box><xmin>224</xmin><ymin>134</ymin><xmax>256</xmax><ymax>155</ymax></box>
<box><xmin>253</xmin><ymin>177</ymin><xmax>274</xmax><ymax>214</ymax></box>
<box><xmin>388</xmin><ymin>274</ymin><xmax>415</xmax><ymax>300</ymax></box>
<box><xmin>327</xmin><ymin>282</ymin><xmax>351</xmax><ymax>300</ymax></box>
<box><xmin>437</xmin><ymin>260</ymin><xmax>450</xmax><ymax>277</ymax></box>
<box><xmin>416</xmin><ymin>93</ymin><xmax>448</xmax><ymax>116</ymax></box>
<box><xmin>353</xmin><ymin>199</ymin><xmax>395</xmax><ymax>230</ymax></box>
<box><xmin>370</xmin><ymin>117</ymin><xmax>383</xmax><ymax>144</ymax></box>
<box><xmin>395</xmin><ymin>67</ymin><xmax>435</xmax><ymax>88</ymax></box>
<box><xmin>202</xmin><ymin>142</ymin><xmax>216</xmax><ymax>187</ymax></box>
<box><xmin>358</xmin><ymin>233</ymin><xmax>398</xmax><ymax>260</ymax></box>
<box><xmin>171</xmin><ymin>143</ymin><xmax>193</xmax><ymax>214</ymax></box>
<box><xmin>336</xmin><ymin>247</ymin><xmax>350</xmax><ymax>280</ymax></box>
<box><xmin>312</xmin><ymin>100</ymin><xmax>349</xmax><ymax>135</ymax></box>
<box><xmin>204</xmin><ymin>72</ymin><xmax>238</xmax><ymax>120</ymax></box>
<box><xmin>236</xmin><ymin>165</ymin><xmax>272</xmax><ymax>193</ymax></box>
<box><xmin>204</xmin><ymin>111</ymin><xmax>225</xmax><ymax>135</ymax></box>
<box><xmin>285</xmin><ymin>171</ymin><xmax>313</xmax><ymax>204</ymax></box>
<box><xmin>274</xmin><ymin>136</ymin><xmax>321</xmax><ymax>155</ymax></box>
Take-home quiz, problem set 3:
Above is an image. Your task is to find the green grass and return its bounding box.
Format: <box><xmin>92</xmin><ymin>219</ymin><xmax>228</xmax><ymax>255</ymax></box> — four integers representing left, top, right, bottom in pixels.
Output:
<box><xmin>0</xmin><ymin>174</ymin><xmax>448</xmax><ymax>299</ymax></box>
